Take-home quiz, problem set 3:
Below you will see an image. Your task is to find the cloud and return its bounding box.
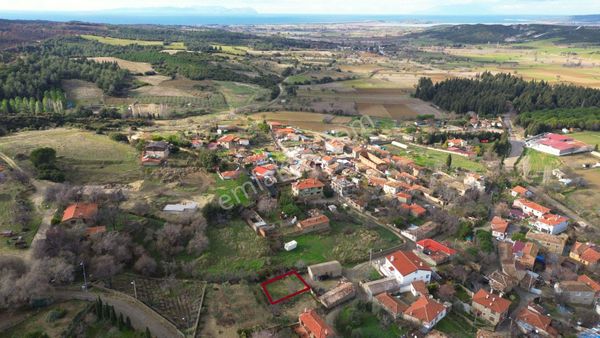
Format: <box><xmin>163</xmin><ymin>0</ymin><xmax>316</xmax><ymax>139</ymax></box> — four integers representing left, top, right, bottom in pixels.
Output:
<box><xmin>0</xmin><ymin>0</ymin><xmax>597</xmax><ymax>15</ymax></box>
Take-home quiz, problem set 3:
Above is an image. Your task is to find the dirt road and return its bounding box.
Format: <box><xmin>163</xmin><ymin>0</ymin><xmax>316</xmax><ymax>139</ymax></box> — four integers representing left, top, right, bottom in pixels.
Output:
<box><xmin>49</xmin><ymin>288</ymin><xmax>183</xmax><ymax>338</ymax></box>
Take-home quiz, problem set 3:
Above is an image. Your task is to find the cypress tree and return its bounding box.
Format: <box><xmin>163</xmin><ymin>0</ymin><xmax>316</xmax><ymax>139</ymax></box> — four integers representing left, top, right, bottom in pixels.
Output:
<box><xmin>145</xmin><ymin>327</ymin><xmax>152</xmax><ymax>338</ymax></box>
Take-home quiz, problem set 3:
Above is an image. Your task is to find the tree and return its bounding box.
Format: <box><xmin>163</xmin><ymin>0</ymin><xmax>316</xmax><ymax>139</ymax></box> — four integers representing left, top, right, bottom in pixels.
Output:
<box><xmin>446</xmin><ymin>154</ymin><xmax>452</xmax><ymax>169</ymax></box>
<box><xmin>145</xmin><ymin>328</ymin><xmax>152</xmax><ymax>338</ymax></box>
<box><xmin>186</xmin><ymin>233</ymin><xmax>209</xmax><ymax>255</ymax></box>
<box><xmin>438</xmin><ymin>283</ymin><xmax>456</xmax><ymax>301</ymax></box>
<box><xmin>196</xmin><ymin>149</ymin><xmax>219</xmax><ymax>171</ymax></box>
<box><xmin>30</xmin><ymin>147</ymin><xmax>57</xmax><ymax>168</ymax></box>
<box><xmin>134</xmin><ymin>254</ymin><xmax>157</xmax><ymax>276</ymax></box>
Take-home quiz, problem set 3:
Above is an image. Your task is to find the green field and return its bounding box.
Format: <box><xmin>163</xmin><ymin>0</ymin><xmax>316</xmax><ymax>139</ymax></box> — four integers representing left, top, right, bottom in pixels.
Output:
<box><xmin>81</xmin><ymin>34</ymin><xmax>185</xmax><ymax>49</ymax></box>
<box><xmin>3</xmin><ymin>301</ymin><xmax>91</xmax><ymax>338</ymax></box>
<box><xmin>216</xmin><ymin>81</ymin><xmax>270</xmax><ymax>109</ymax></box>
<box><xmin>264</xmin><ymin>273</ymin><xmax>307</xmax><ymax>301</ymax></box>
<box><xmin>520</xmin><ymin>148</ymin><xmax>563</xmax><ymax>174</ymax></box>
<box><xmin>434</xmin><ymin>311</ymin><xmax>476</xmax><ymax>338</ymax></box>
<box><xmin>213</xmin><ymin>173</ymin><xmax>252</xmax><ymax>207</ymax></box>
<box><xmin>0</xmin><ymin>128</ymin><xmax>141</xmax><ymax>184</ymax></box>
<box><xmin>211</xmin><ymin>44</ymin><xmax>250</xmax><ymax>56</ymax></box>
<box><xmin>337</xmin><ymin>303</ymin><xmax>408</xmax><ymax>337</ymax></box>
<box><xmin>389</xmin><ymin>145</ymin><xmax>487</xmax><ymax>172</ymax></box>
<box><xmin>570</xmin><ymin>131</ymin><xmax>600</xmax><ymax>147</ymax></box>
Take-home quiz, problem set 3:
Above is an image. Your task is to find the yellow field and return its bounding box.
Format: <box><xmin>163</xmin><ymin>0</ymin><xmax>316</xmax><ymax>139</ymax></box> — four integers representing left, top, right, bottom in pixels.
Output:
<box><xmin>90</xmin><ymin>56</ymin><xmax>154</xmax><ymax>73</ymax></box>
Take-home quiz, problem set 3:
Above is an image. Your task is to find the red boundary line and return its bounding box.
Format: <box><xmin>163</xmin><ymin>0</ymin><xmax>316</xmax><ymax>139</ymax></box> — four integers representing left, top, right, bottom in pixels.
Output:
<box><xmin>260</xmin><ymin>270</ymin><xmax>311</xmax><ymax>305</ymax></box>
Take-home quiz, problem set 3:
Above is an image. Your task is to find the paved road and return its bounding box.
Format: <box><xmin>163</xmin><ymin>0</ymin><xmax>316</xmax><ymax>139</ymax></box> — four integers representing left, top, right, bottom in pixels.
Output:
<box><xmin>503</xmin><ymin>113</ymin><xmax>525</xmax><ymax>170</ymax></box>
<box><xmin>527</xmin><ymin>185</ymin><xmax>590</xmax><ymax>228</ymax></box>
<box><xmin>49</xmin><ymin>288</ymin><xmax>183</xmax><ymax>338</ymax></box>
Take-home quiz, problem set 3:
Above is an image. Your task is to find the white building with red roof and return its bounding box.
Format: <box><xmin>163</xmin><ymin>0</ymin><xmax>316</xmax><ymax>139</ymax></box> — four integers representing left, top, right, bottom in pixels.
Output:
<box><xmin>403</xmin><ymin>296</ymin><xmax>447</xmax><ymax>330</ymax></box>
<box><xmin>491</xmin><ymin>216</ymin><xmax>510</xmax><ymax>240</ymax></box>
<box><xmin>527</xmin><ymin>133</ymin><xmax>592</xmax><ymax>156</ymax></box>
<box><xmin>325</xmin><ymin>139</ymin><xmax>345</xmax><ymax>154</ymax></box>
<box><xmin>511</xmin><ymin>186</ymin><xmax>532</xmax><ymax>198</ymax></box>
<box><xmin>379</xmin><ymin>251</ymin><xmax>432</xmax><ymax>286</ymax></box>
<box><xmin>298</xmin><ymin>309</ymin><xmax>335</xmax><ymax>338</ymax></box>
<box><xmin>532</xmin><ymin>213</ymin><xmax>569</xmax><ymax>235</ymax></box>
<box><xmin>292</xmin><ymin>178</ymin><xmax>325</xmax><ymax>198</ymax></box>
<box><xmin>512</xmin><ymin>198</ymin><xmax>550</xmax><ymax>218</ymax></box>
<box><xmin>471</xmin><ymin>289</ymin><xmax>512</xmax><ymax>326</ymax></box>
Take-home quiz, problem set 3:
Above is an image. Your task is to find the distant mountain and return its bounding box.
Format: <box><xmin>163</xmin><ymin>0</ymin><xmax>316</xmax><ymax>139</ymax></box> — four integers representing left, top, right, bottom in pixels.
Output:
<box><xmin>570</xmin><ymin>15</ymin><xmax>600</xmax><ymax>24</ymax></box>
<box><xmin>100</xmin><ymin>6</ymin><xmax>259</xmax><ymax>16</ymax></box>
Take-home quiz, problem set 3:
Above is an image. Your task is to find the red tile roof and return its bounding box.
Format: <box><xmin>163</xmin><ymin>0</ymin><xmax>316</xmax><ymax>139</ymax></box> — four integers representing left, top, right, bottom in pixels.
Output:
<box><xmin>516</xmin><ymin>307</ymin><xmax>556</xmax><ymax>336</ymax></box>
<box><xmin>491</xmin><ymin>216</ymin><xmax>509</xmax><ymax>233</ymax></box>
<box><xmin>581</xmin><ymin>246</ymin><xmax>600</xmax><ymax>265</ymax></box>
<box><xmin>412</xmin><ymin>281</ymin><xmax>430</xmax><ymax>296</ymax></box>
<box><xmin>537</xmin><ymin>214</ymin><xmax>568</xmax><ymax>226</ymax></box>
<box><xmin>244</xmin><ymin>153</ymin><xmax>267</xmax><ymax>164</ymax></box>
<box><xmin>253</xmin><ymin>166</ymin><xmax>275</xmax><ymax>176</ymax></box>
<box><xmin>293</xmin><ymin>178</ymin><xmax>325</xmax><ymax>190</ymax></box>
<box><xmin>514</xmin><ymin>199</ymin><xmax>550</xmax><ymax>215</ymax></box>
<box><xmin>220</xmin><ymin>170</ymin><xmax>241</xmax><ymax>179</ymax></box>
<box><xmin>416</xmin><ymin>239</ymin><xmax>457</xmax><ymax>256</ymax></box>
<box><xmin>299</xmin><ymin>309</ymin><xmax>334</xmax><ymax>338</ymax></box>
<box><xmin>375</xmin><ymin>293</ymin><xmax>408</xmax><ymax>316</ymax></box>
<box><xmin>298</xmin><ymin>215</ymin><xmax>330</xmax><ymax>230</ymax></box>
<box><xmin>578</xmin><ymin>275</ymin><xmax>600</xmax><ymax>293</ymax></box>
<box><xmin>512</xmin><ymin>186</ymin><xmax>529</xmax><ymax>195</ymax></box>
<box><xmin>404</xmin><ymin>296</ymin><xmax>445</xmax><ymax>324</ymax></box>
<box><xmin>386</xmin><ymin>251</ymin><xmax>431</xmax><ymax>276</ymax></box>
<box><xmin>472</xmin><ymin>289</ymin><xmax>511</xmax><ymax>314</ymax></box>
<box><xmin>217</xmin><ymin>134</ymin><xmax>238</xmax><ymax>143</ymax></box>
<box><xmin>62</xmin><ymin>203</ymin><xmax>98</xmax><ymax>222</ymax></box>
<box><xmin>86</xmin><ymin>226</ymin><xmax>107</xmax><ymax>236</ymax></box>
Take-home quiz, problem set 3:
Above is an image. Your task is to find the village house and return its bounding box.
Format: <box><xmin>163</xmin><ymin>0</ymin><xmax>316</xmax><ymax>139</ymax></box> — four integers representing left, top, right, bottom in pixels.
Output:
<box><xmin>511</xmin><ymin>186</ymin><xmax>532</xmax><ymax>198</ymax></box>
<box><xmin>218</xmin><ymin>170</ymin><xmax>241</xmax><ymax>180</ymax></box>
<box><xmin>447</xmin><ymin>138</ymin><xmax>466</xmax><ymax>148</ymax></box>
<box><xmin>525</xmin><ymin>232</ymin><xmax>568</xmax><ymax>255</ymax></box>
<box><xmin>531</xmin><ymin>213</ymin><xmax>569</xmax><ymax>235</ymax></box>
<box><xmin>554</xmin><ymin>281</ymin><xmax>595</xmax><ymax>305</ymax></box>
<box><xmin>379</xmin><ymin>250</ymin><xmax>432</xmax><ymax>286</ymax></box>
<box><xmin>515</xmin><ymin>304</ymin><xmax>558</xmax><ymax>337</ymax></box>
<box><xmin>490</xmin><ymin>216</ymin><xmax>510</xmax><ymax>240</ymax></box>
<box><xmin>374</xmin><ymin>292</ymin><xmax>408</xmax><ymax>319</ymax></box>
<box><xmin>487</xmin><ymin>270</ymin><xmax>517</xmax><ymax>294</ymax></box>
<box><xmin>243</xmin><ymin>153</ymin><xmax>269</xmax><ymax>166</ymax></box>
<box><xmin>512</xmin><ymin>198</ymin><xmax>551</xmax><ymax>218</ymax></box>
<box><xmin>415</xmin><ymin>239</ymin><xmax>457</xmax><ymax>266</ymax></box>
<box><xmin>383</xmin><ymin>181</ymin><xmax>405</xmax><ymax>195</ymax></box>
<box><xmin>318</xmin><ymin>281</ymin><xmax>356</xmax><ymax>309</ymax></box>
<box><xmin>144</xmin><ymin>141</ymin><xmax>169</xmax><ymax>158</ymax></box>
<box><xmin>252</xmin><ymin>164</ymin><xmax>277</xmax><ymax>180</ymax></box>
<box><xmin>298</xmin><ymin>309</ymin><xmax>335</xmax><ymax>338</ymax></box>
<box><xmin>297</xmin><ymin>214</ymin><xmax>330</xmax><ymax>234</ymax></box>
<box><xmin>570</xmin><ymin>241</ymin><xmax>600</xmax><ymax>269</ymax></box>
<box><xmin>401</xmin><ymin>203</ymin><xmax>427</xmax><ymax>218</ymax></box>
<box><xmin>464</xmin><ymin>173</ymin><xmax>486</xmax><ymax>192</ymax></box>
<box><xmin>61</xmin><ymin>203</ymin><xmax>99</xmax><ymax>226</ymax></box>
<box><xmin>401</xmin><ymin>222</ymin><xmax>440</xmax><ymax>242</ymax></box>
<box><xmin>403</xmin><ymin>296</ymin><xmax>447</xmax><ymax>331</ymax></box>
<box><xmin>513</xmin><ymin>241</ymin><xmax>539</xmax><ymax>270</ymax></box>
<box><xmin>471</xmin><ymin>289</ymin><xmax>511</xmax><ymax>326</ymax></box>
<box><xmin>308</xmin><ymin>261</ymin><xmax>342</xmax><ymax>281</ymax></box>
<box><xmin>396</xmin><ymin>192</ymin><xmax>412</xmax><ymax>204</ymax></box>
<box><xmin>358</xmin><ymin>151</ymin><xmax>388</xmax><ymax>172</ymax></box>
<box><xmin>292</xmin><ymin>178</ymin><xmax>325</xmax><ymax>198</ymax></box>
<box><xmin>325</xmin><ymin>139</ymin><xmax>345</xmax><ymax>154</ymax></box>
<box><xmin>330</xmin><ymin>176</ymin><xmax>356</xmax><ymax>197</ymax></box>
<box><xmin>578</xmin><ymin>275</ymin><xmax>600</xmax><ymax>297</ymax></box>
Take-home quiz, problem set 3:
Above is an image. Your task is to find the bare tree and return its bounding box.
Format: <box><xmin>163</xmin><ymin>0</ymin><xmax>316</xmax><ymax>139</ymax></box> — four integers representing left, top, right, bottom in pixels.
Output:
<box><xmin>186</xmin><ymin>233</ymin><xmax>209</xmax><ymax>255</ymax></box>
<box><xmin>134</xmin><ymin>254</ymin><xmax>157</xmax><ymax>276</ymax></box>
<box><xmin>155</xmin><ymin>224</ymin><xmax>185</xmax><ymax>256</ymax></box>
<box><xmin>438</xmin><ymin>283</ymin><xmax>456</xmax><ymax>301</ymax></box>
<box><xmin>90</xmin><ymin>255</ymin><xmax>123</xmax><ymax>279</ymax></box>
<box><xmin>494</xmin><ymin>202</ymin><xmax>510</xmax><ymax>218</ymax></box>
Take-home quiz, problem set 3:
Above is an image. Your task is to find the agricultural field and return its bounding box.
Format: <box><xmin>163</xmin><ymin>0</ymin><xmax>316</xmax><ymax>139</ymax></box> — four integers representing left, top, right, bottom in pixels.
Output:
<box><xmin>81</xmin><ymin>34</ymin><xmax>185</xmax><ymax>49</ymax></box>
<box><xmin>519</xmin><ymin>148</ymin><xmax>563</xmax><ymax>175</ymax></box>
<box><xmin>213</xmin><ymin>173</ymin><xmax>252</xmax><ymax>207</ymax></box>
<box><xmin>3</xmin><ymin>301</ymin><xmax>89</xmax><ymax>338</ymax></box>
<box><xmin>389</xmin><ymin>145</ymin><xmax>487</xmax><ymax>173</ymax></box>
<box><xmin>216</xmin><ymin>81</ymin><xmax>270</xmax><ymax>109</ymax></box>
<box><xmin>434</xmin><ymin>311</ymin><xmax>477</xmax><ymax>338</ymax></box>
<box><xmin>0</xmin><ymin>129</ymin><xmax>141</xmax><ymax>184</ymax></box>
<box><xmin>211</xmin><ymin>44</ymin><xmax>250</xmax><ymax>56</ymax></box>
<box><xmin>62</xmin><ymin>79</ymin><xmax>104</xmax><ymax>105</ymax></box>
<box><xmin>110</xmin><ymin>274</ymin><xmax>206</xmax><ymax>333</ymax></box>
<box><xmin>569</xmin><ymin>131</ymin><xmax>600</xmax><ymax>147</ymax></box>
<box><xmin>90</xmin><ymin>57</ymin><xmax>155</xmax><ymax>74</ymax></box>
<box><xmin>248</xmin><ymin>111</ymin><xmax>353</xmax><ymax>132</ymax></box>
<box><xmin>263</xmin><ymin>272</ymin><xmax>309</xmax><ymax>303</ymax></box>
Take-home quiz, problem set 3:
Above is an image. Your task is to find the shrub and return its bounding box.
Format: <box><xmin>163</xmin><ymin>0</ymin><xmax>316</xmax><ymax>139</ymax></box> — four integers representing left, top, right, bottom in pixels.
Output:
<box><xmin>109</xmin><ymin>133</ymin><xmax>129</xmax><ymax>143</ymax></box>
<box><xmin>46</xmin><ymin>308</ymin><xmax>67</xmax><ymax>322</ymax></box>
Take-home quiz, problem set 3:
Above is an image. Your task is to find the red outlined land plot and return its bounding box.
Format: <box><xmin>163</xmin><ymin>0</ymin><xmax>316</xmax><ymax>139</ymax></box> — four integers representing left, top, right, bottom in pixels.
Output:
<box><xmin>261</xmin><ymin>270</ymin><xmax>311</xmax><ymax>305</ymax></box>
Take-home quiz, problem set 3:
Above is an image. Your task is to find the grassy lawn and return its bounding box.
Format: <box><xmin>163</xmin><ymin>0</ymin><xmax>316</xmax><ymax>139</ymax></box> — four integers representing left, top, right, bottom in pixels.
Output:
<box><xmin>0</xmin><ymin>179</ymin><xmax>41</xmax><ymax>254</ymax></box>
<box><xmin>213</xmin><ymin>173</ymin><xmax>252</xmax><ymax>206</ymax></box>
<box><xmin>434</xmin><ymin>311</ymin><xmax>476</xmax><ymax>338</ymax></box>
<box><xmin>3</xmin><ymin>301</ymin><xmax>88</xmax><ymax>338</ymax></box>
<box><xmin>196</xmin><ymin>220</ymin><xmax>271</xmax><ymax>275</ymax></box>
<box><xmin>264</xmin><ymin>273</ymin><xmax>308</xmax><ymax>302</ymax></box>
<box><xmin>274</xmin><ymin>220</ymin><xmax>401</xmax><ymax>267</ymax></box>
<box><xmin>211</xmin><ymin>44</ymin><xmax>250</xmax><ymax>55</ymax></box>
<box><xmin>81</xmin><ymin>34</ymin><xmax>185</xmax><ymax>49</ymax></box>
<box><xmin>521</xmin><ymin>148</ymin><xmax>563</xmax><ymax>174</ymax></box>
<box><xmin>389</xmin><ymin>145</ymin><xmax>486</xmax><ymax>172</ymax></box>
<box><xmin>0</xmin><ymin>128</ymin><xmax>141</xmax><ymax>184</ymax></box>
<box><xmin>569</xmin><ymin>131</ymin><xmax>600</xmax><ymax>147</ymax></box>
<box><xmin>216</xmin><ymin>81</ymin><xmax>270</xmax><ymax>109</ymax></box>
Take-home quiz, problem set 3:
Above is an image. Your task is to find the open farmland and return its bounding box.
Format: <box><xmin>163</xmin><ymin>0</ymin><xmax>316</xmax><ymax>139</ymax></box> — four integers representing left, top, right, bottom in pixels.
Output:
<box><xmin>81</xmin><ymin>34</ymin><xmax>185</xmax><ymax>49</ymax></box>
<box><xmin>0</xmin><ymin>128</ymin><xmax>141</xmax><ymax>184</ymax></box>
<box><xmin>569</xmin><ymin>131</ymin><xmax>600</xmax><ymax>147</ymax></box>
<box><xmin>90</xmin><ymin>57</ymin><xmax>154</xmax><ymax>73</ymax></box>
<box><xmin>389</xmin><ymin>144</ymin><xmax>487</xmax><ymax>172</ymax></box>
<box><xmin>62</xmin><ymin>79</ymin><xmax>104</xmax><ymax>105</ymax></box>
<box><xmin>248</xmin><ymin>111</ymin><xmax>353</xmax><ymax>132</ymax></box>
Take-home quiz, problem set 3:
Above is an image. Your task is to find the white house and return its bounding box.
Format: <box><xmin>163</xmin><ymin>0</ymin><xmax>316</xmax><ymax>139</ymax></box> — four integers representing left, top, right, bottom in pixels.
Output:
<box><xmin>379</xmin><ymin>251</ymin><xmax>432</xmax><ymax>286</ymax></box>
<box><xmin>513</xmin><ymin>199</ymin><xmax>550</xmax><ymax>218</ymax></box>
<box><xmin>511</xmin><ymin>186</ymin><xmax>533</xmax><ymax>198</ymax></box>
<box><xmin>383</xmin><ymin>181</ymin><xmax>405</xmax><ymax>195</ymax></box>
<box><xmin>491</xmin><ymin>216</ymin><xmax>510</xmax><ymax>240</ymax></box>
<box><xmin>532</xmin><ymin>214</ymin><xmax>569</xmax><ymax>235</ymax></box>
<box><xmin>464</xmin><ymin>173</ymin><xmax>486</xmax><ymax>192</ymax></box>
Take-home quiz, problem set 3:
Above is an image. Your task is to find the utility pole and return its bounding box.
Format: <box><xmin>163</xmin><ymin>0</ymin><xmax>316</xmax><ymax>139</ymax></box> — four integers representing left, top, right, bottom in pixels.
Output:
<box><xmin>80</xmin><ymin>262</ymin><xmax>88</xmax><ymax>291</ymax></box>
<box><xmin>131</xmin><ymin>280</ymin><xmax>138</xmax><ymax>299</ymax></box>
<box><xmin>369</xmin><ymin>248</ymin><xmax>373</xmax><ymax>265</ymax></box>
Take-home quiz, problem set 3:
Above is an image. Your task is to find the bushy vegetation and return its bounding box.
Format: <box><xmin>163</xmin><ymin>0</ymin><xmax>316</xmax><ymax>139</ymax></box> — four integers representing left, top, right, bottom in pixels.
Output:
<box><xmin>30</xmin><ymin>147</ymin><xmax>65</xmax><ymax>182</ymax></box>
<box><xmin>415</xmin><ymin>72</ymin><xmax>600</xmax><ymax>115</ymax></box>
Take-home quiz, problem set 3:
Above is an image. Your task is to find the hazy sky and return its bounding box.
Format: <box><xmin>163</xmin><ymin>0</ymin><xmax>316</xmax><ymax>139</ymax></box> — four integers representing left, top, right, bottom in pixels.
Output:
<box><xmin>2</xmin><ymin>0</ymin><xmax>599</xmax><ymax>15</ymax></box>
